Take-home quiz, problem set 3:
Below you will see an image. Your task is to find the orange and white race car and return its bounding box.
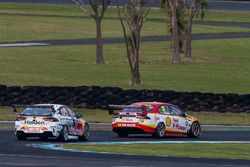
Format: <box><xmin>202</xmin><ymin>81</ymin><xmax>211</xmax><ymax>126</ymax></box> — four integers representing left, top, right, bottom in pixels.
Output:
<box><xmin>108</xmin><ymin>102</ymin><xmax>201</xmax><ymax>138</ymax></box>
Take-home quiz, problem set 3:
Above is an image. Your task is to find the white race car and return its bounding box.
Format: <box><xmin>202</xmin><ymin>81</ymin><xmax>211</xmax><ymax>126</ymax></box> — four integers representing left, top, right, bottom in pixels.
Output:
<box><xmin>14</xmin><ymin>104</ymin><xmax>89</xmax><ymax>142</ymax></box>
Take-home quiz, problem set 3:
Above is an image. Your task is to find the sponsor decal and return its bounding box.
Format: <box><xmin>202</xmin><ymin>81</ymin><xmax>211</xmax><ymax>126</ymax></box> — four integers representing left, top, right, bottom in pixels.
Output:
<box><xmin>173</xmin><ymin>118</ymin><xmax>179</xmax><ymax>123</ymax></box>
<box><xmin>155</xmin><ymin>116</ymin><xmax>160</xmax><ymax>122</ymax></box>
<box><xmin>76</xmin><ymin>122</ymin><xmax>83</xmax><ymax>130</ymax></box>
<box><xmin>125</xmin><ymin>118</ymin><xmax>133</xmax><ymax>122</ymax></box>
<box><xmin>173</xmin><ymin>123</ymin><xmax>187</xmax><ymax>131</ymax></box>
<box><xmin>166</xmin><ymin>117</ymin><xmax>171</xmax><ymax>127</ymax></box>
<box><xmin>27</xmin><ymin>127</ymin><xmax>40</xmax><ymax>133</ymax></box>
<box><xmin>25</xmin><ymin>120</ymin><xmax>45</xmax><ymax>125</ymax></box>
<box><xmin>119</xmin><ymin>123</ymin><xmax>136</xmax><ymax>127</ymax></box>
<box><xmin>185</xmin><ymin>121</ymin><xmax>188</xmax><ymax>126</ymax></box>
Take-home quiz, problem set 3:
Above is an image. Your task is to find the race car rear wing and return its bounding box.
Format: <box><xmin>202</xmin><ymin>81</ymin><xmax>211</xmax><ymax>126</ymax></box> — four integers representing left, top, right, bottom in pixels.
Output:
<box><xmin>12</xmin><ymin>104</ymin><xmax>55</xmax><ymax>114</ymax></box>
<box><xmin>107</xmin><ymin>104</ymin><xmax>146</xmax><ymax>115</ymax></box>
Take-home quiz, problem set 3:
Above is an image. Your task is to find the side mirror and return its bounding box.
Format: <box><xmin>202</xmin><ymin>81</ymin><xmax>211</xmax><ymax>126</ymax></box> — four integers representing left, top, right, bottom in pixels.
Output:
<box><xmin>76</xmin><ymin>113</ymin><xmax>82</xmax><ymax>118</ymax></box>
<box><xmin>181</xmin><ymin>112</ymin><xmax>187</xmax><ymax>117</ymax></box>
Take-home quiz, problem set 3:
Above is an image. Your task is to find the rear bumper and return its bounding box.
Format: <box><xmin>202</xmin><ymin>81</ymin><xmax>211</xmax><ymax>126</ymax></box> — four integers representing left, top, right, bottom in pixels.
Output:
<box><xmin>16</xmin><ymin>130</ymin><xmax>55</xmax><ymax>138</ymax></box>
<box><xmin>112</xmin><ymin>122</ymin><xmax>155</xmax><ymax>134</ymax></box>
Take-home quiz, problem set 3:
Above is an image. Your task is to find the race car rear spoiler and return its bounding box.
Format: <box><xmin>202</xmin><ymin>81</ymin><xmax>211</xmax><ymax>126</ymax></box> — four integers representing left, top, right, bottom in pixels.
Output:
<box><xmin>12</xmin><ymin>104</ymin><xmax>55</xmax><ymax>113</ymax></box>
<box><xmin>107</xmin><ymin>104</ymin><xmax>146</xmax><ymax>115</ymax></box>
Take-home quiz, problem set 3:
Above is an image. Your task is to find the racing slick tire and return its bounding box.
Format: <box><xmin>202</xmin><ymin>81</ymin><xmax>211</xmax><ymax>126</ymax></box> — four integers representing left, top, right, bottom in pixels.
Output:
<box><xmin>188</xmin><ymin>121</ymin><xmax>201</xmax><ymax>138</ymax></box>
<box><xmin>153</xmin><ymin>123</ymin><xmax>165</xmax><ymax>138</ymax></box>
<box><xmin>16</xmin><ymin>132</ymin><xmax>27</xmax><ymax>140</ymax></box>
<box><xmin>58</xmin><ymin>126</ymin><xmax>69</xmax><ymax>142</ymax></box>
<box><xmin>117</xmin><ymin>131</ymin><xmax>128</xmax><ymax>138</ymax></box>
<box><xmin>79</xmin><ymin>123</ymin><xmax>90</xmax><ymax>141</ymax></box>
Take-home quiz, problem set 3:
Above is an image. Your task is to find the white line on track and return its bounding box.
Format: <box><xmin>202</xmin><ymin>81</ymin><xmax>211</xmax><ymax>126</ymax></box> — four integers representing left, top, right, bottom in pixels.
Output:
<box><xmin>62</xmin><ymin>141</ymin><xmax>250</xmax><ymax>145</ymax></box>
<box><xmin>0</xmin><ymin>43</ymin><xmax>50</xmax><ymax>47</ymax></box>
<box><xmin>29</xmin><ymin>141</ymin><xmax>250</xmax><ymax>153</ymax></box>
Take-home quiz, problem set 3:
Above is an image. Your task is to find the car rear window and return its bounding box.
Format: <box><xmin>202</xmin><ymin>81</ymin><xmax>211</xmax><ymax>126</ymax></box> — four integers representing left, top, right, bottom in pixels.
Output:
<box><xmin>123</xmin><ymin>105</ymin><xmax>155</xmax><ymax>112</ymax></box>
<box><xmin>123</xmin><ymin>108</ymin><xmax>143</xmax><ymax>112</ymax></box>
<box><xmin>22</xmin><ymin>108</ymin><xmax>53</xmax><ymax>116</ymax></box>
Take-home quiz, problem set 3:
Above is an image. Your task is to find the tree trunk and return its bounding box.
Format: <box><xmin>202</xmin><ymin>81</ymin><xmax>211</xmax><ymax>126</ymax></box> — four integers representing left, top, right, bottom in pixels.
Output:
<box><xmin>95</xmin><ymin>17</ymin><xmax>104</xmax><ymax>64</ymax></box>
<box><xmin>185</xmin><ymin>16</ymin><xmax>192</xmax><ymax>58</ymax></box>
<box><xmin>171</xmin><ymin>3</ymin><xmax>180</xmax><ymax>64</ymax></box>
<box><xmin>131</xmin><ymin>63</ymin><xmax>141</xmax><ymax>86</ymax></box>
<box><xmin>132</xmin><ymin>29</ymin><xmax>141</xmax><ymax>86</ymax></box>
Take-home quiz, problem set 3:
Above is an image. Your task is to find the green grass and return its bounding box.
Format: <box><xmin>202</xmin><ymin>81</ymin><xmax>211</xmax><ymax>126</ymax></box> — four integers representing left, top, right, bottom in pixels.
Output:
<box><xmin>1</xmin><ymin>107</ymin><xmax>250</xmax><ymax>125</ymax></box>
<box><xmin>0</xmin><ymin>13</ymin><xmax>249</xmax><ymax>42</ymax></box>
<box><xmin>62</xmin><ymin>143</ymin><xmax>250</xmax><ymax>160</ymax></box>
<box><xmin>0</xmin><ymin>38</ymin><xmax>250</xmax><ymax>93</ymax></box>
<box><xmin>1</xmin><ymin>3</ymin><xmax>250</xmax><ymax>22</ymax></box>
<box><xmin>0</xmin><ymin>3</ymin><xmax>249</xmax><ymax>42</ymax></box>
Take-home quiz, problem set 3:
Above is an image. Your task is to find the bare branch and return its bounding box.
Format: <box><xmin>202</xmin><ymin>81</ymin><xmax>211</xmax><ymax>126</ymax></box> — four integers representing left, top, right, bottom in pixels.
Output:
<box><xmin>118</xmin><ymin>6</ymin><xmax>133</xmax><ymax>73</ymax></box>
<box><xmin>72</xmin><ymin>0</ymin><xmax>95</xmax><ymax>18</ymax></box>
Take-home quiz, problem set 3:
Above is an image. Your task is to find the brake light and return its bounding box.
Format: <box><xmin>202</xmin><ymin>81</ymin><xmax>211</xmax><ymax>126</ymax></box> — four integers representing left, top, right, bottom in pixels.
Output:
<box><xmin>43</xmin><ymin>117</ymin><xmax>59</xmax><ymax>122</ymax></box>
<box><xmin>16</xmin><ymin>116</ymin><xmax>27</xmax><ymax>121</ymax></box>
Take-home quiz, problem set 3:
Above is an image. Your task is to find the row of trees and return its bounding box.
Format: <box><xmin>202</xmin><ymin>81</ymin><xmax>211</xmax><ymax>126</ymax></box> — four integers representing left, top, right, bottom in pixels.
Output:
<box><xmin>72</xmin><ymin>0</ymin><xmax>207</xmax><ymax>86</ymax></box>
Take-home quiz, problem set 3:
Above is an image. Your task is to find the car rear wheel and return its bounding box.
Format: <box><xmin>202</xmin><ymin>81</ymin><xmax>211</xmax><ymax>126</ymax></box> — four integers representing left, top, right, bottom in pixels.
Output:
<box><xmin>16</xmin><ymin>132</ymin><xmax>27</xmax><ymax>140</ymax></box>
<box><xmin>153</xmin><ymin>123</ymin><xmax>165</xmax><ymax>138</ymax></box>
<box><xmin>79</xmin><ymin>123</ymin><xmax>89</xmax><ymax>141</ymax></box>
<box><xmin>188</xmin><ymin>121</ymin><xmax>201</xmax><ymax>138</ymax></box>
<box><xmin>58</xmin><ymin>126</ymin><xmax>69</xmax><ymax>142</ymax></box>
<box><xmin>117</xmin><ymin>131</ymin><xmax>128</xmax><ymax>138</ymax></box>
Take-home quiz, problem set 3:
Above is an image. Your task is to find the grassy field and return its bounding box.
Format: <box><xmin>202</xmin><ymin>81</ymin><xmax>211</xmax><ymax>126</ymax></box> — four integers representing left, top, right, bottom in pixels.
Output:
<box><xmin>62</xmin><ymin>143</ymin><xmax>250</xmax><ymax>160</ymax></box>
<box><xmin>0</xmin><ymin>38</ymin><xmax>250</xmax><ymax>93</ymax></box>
<box><xmin>1</xmin><ymin>3</ymin><xmax>250</xmax><ymax>22</ymax></box>
<box><xmin>1</xmin><ymin>107</ymin><xmax>250</xmax><ymax>125</ymax></box>
<box><xmin>0</xmin><ymin>3</ymin><xmax>249</xmax><ymax>122</ymax></box>
<box><xmin>2</xmin><ymin>14</ymin><xmax>249</xmax><ymax>42</ymax></box>
<box><xmin>0</xmin><ymin>3</ymin><xmax>249</xmax><ymax>42</ymax></box>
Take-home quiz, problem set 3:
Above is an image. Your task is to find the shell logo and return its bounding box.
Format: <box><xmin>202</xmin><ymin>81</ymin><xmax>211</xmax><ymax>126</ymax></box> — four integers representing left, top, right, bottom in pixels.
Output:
<box><xmin>166</xmin><ymin>117</ymin><xmax>171</xmax><ymax>127</ymax></box>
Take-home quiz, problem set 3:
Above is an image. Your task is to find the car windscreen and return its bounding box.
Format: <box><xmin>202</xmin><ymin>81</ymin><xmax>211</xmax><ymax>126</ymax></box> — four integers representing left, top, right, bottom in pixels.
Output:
<box><xmin>22</xmin><ymin>108</ymin><xmax>53</xmax><ymax>116</ymax></box>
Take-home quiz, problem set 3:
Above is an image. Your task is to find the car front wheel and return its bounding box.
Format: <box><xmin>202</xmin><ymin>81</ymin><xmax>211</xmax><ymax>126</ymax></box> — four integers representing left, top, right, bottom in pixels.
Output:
<box><xmin>79</xmin><ymin>123</ymin><xmax>90</xmax><ymax>141</ymax></box>
<box><xmin>188</xmin><ymin>121</ymin><xmax>201</xmax><ymax>138</ymax></box>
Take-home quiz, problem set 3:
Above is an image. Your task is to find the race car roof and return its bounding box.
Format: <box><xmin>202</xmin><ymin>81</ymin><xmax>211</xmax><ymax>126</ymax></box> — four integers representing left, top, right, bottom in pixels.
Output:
<box><xmin>130</xmin><ymin>102</ymin><xmax>171</xmax><ymax>106</ymax></box>
<box><xmin>33</xmin><ymin>104</ymin><xmax>64</xmax><ymax>111</ymax></box>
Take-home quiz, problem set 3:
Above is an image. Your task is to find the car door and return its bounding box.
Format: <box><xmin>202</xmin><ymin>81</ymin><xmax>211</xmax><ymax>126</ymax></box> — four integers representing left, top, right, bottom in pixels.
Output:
<box><xmin>59</xmin><ymin>106</ymin><xmax>75</xmax><ymax>135</ymax></box>
<box><xmin>168</xmin><ymin>105</ymin><xmax>189</xmax><ymax>133</ymax></box>
<box><xmin>157</xmin><ymin>105</ymin><xmax>176</xmax><ymax>132</ymax></box>
<box><xmin>65</xmin><ymin>107</ymin><xmax>78</xmax><ymax>135</ymax></box>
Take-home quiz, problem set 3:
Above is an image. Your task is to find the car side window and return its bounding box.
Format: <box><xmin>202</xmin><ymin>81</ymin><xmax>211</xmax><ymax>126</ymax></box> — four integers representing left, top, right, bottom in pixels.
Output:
<box><xmin>163</xmin><ymin>106</ymin><xmax>171</xmax><ymax>115</ymax></box>
<box><xmin>169</xmin><ymin>106</ymin><xmax>183</xmax><ymax>116</ymax></box>
<box><xmin>158</xmin><ymin>106</ymin><xmax>171</xmax><ymax>115</ymax></box>
<box><xmin>66</xmin><ymin>107</ymin><xmax>76</xmax><ymax>118</ymax></box>
<box><xmin>60</xmin><ymin>107</ymin><xmax>69</xmax><ymax>117</ymax></box>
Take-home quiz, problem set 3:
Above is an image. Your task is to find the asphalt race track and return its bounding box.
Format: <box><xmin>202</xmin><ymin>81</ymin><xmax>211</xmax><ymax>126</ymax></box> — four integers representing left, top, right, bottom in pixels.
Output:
<box><xmin>0</xmin><ymin>129</ymin><xmax>250</xmax><ymax>167</ymax></box>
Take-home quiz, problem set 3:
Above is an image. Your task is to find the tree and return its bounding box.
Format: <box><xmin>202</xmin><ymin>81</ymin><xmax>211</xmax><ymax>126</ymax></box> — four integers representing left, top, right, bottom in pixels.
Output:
<box><xmin>118</xmin><ymin>0</ymin><xmax>150</xmax><ymax>86</ymax></box>
<box><xmin>184</xmin><ymin>0</ymin><xmax>207</xmax><ymax>58</ymax></box>
<box><xmin>72</xmin><ymin>0</ymin><xmax>111</xmax><ymax>64</ymax></box>
<box><xmin>161</xmin><ymin>0</ymin><xmax>182</xmax><ymax>64</ymax></box>
<box><xmin>167</xmin><ymin>4</ymin><xmax>187</xmax><ymax>53</ymax></box>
